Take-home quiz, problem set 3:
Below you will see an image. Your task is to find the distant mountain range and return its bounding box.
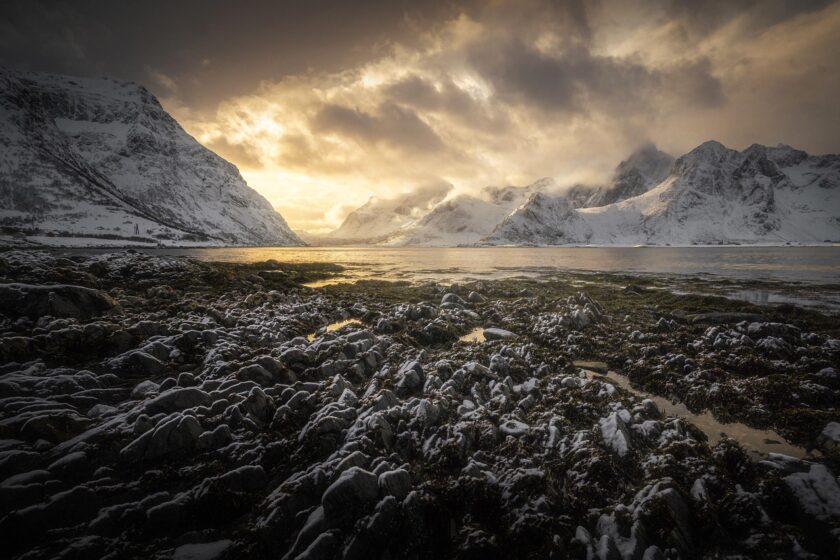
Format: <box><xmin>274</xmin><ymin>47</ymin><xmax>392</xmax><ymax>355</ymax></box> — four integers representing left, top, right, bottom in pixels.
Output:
<box><xmin>2</xmin><ymin>67</ymin><xmax>837</xmax><ymax>248</ymax></box>
<box><xmin>0</xmin><ymin>67</ymin><xmax>302</xmax><ymax>247</ymax></box>
<box><xmin>328</xmin><ymin>141</ymin><xmax>840</xmax><ymax>246</ymax></box>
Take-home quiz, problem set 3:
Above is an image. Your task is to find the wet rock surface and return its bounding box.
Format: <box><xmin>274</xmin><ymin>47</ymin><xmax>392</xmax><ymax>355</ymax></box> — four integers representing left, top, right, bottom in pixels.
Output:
<box><xmin>0</xmin><ymin>249</ymin><xmax>838</xmax><ymax>559</ymax></box>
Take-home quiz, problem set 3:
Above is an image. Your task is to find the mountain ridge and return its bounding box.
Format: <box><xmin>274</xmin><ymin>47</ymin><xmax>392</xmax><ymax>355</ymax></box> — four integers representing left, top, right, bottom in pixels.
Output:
<box><xmin>325</xmin><ymin>140</ymin><xmax>839</xmax><ymax>247</ymax></box>
<box><xmin>486</xmin><ymin>141</ymin><xmax>840</xmax><ymax>246</ymax></box>
<box><xmin>0</xmin><ymin>66</ymin><xmax>303</xmax><ymax>247</ymax></box>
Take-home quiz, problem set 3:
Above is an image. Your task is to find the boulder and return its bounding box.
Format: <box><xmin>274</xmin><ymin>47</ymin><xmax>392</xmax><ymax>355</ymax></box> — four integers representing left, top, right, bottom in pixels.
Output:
<box><xmin>395</xmin><ymin>361</ymin><xmax>423</xmax><ymax>396</ymax></box>
<box><xmin>130</xmin><ymin>380</ymin><xmax>159</xmax><ymax>400</ymax></box>
<box><xmin>321</xmin><ymin>467</ymin><xmax>379</xmax><ymax>518</ymax></box>
<box><xmin>441</xmin><ymin>293</ymin><xmax>467</xmax><ymax>306</ymax></box>
<box><xmin>173</xmin><ymin>540</ymin><xmax>232</xmax><ymax>560</ymax></box>
<box><xmin>378</xmin><ymin>469</ymin><xmax>411</xmax><ymax>499</ymax></box>
<box><xmin>467</xmin><ymin>291</ymin><xmax>485</xmax><ymax>303</ymax></box>
<box><xmin>121</xmin><ymin>414</ymin><xmax>203</xmax><ymax>461</ymax></box>
<box><xmin>20</xmin><ymin>411</ymin><xmax>92</xmax><ymax>443</ymax></box>
<box><xmin>143</xmin><ymin>388</ymin><xmax>212</xmax><ymax>415</ymax></box>
<box><xmin>817</xmin><ymin>422</ymin><xmax>840</xmax><ymax>456</ymax></box>
<box><xmin>784</xmin><ymin>464</ymin><xmax>840</xmax><ymax>521</ymax></box>
<box><xmin>0</xmin><ymin>283</ymin><xmax>121</xmax><ymax>320</ymax></box>
<box><xmin>483</xmin><ymin>328</ymin><xmax>516</xmax><ymax>340</ymax></box>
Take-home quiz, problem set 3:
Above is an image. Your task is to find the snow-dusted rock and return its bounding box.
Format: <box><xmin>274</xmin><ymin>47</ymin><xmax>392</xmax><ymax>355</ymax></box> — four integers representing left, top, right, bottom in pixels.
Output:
<box><xmin>483</xmin><ymin>328</ymin><xmax>516</xmax><ymax>340</ymax></box>
<box><xmin>784</xmin><ymin>464</ymin><xmax>840</xmax><ymax>521</ymax></box>
<box><xmin>121</xmin><ymin>413</ymin><xmax>203</xmax><ymax>461</ymax></box>
<box><xmin>0</xmin><ymin>283</ymin><xmax>120</xmax><ymax>320</ymax></box>
<box><xmin>817</xmin><ymin>422</ymin><xmax>840</xmax><ymax>456</ymax></box>
<box><xmin>143</xmin><ymin>388</ymin><xmax>212</xmax><ymax>415</ymax></box>
<box><xmin>321</xmin><ymin>467</ymin><xmax>379</xmax><ymax>517</ymax></box>
<box><xmin>378</xmin><ymin>469</ymin><xmax>412</xmax><ymax>499</ymax></box>
<box><xmin>600</xmin><ymin>410</ymin><xmax>633</xmax><ymax>457</ymax></box>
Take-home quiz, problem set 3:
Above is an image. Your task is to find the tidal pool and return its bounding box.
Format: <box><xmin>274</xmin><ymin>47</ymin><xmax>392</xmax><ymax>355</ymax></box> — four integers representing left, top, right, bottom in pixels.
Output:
<box><xmin>579</xmin><ymin>366</ymin><xmax>819</xmax><ymax>460</ymax></box>
<box><xmin>306</xmin><ymin>319</ymin><xmax>363</xmax><ymax>342</ymax></box>
<box><xmin>458</xmin><ymin>327</ymin><xmax>486</xmax><ymax>343</ymax></box>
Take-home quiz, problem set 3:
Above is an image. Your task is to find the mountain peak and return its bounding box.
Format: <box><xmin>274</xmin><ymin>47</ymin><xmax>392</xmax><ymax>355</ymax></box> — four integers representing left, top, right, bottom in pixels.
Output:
<box><xmin>675</xmin><ymin>140</ymin><xmax>739</xmax><ymax>170</ymax></box>
<box><xmin>0</xmin><ymin>66</ymin><xmax>302</xmax><ymax>246</ymax></box>
<box><xmin>615</xmin><ymin>143</ymin><xmax>673</xmax><ymax>182</ymax></box>
<box><xmin>690</xmin><ymin>140</ymin><xmax>730</xmax><ymax>156</ymax></box>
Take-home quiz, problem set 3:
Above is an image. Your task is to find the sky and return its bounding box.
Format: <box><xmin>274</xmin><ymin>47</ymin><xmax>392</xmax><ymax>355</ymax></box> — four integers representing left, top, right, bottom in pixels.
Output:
<box><xmin>2</xmin><ymin>0</ymin><xmax>840</xmax><ymax>233</ymax></box>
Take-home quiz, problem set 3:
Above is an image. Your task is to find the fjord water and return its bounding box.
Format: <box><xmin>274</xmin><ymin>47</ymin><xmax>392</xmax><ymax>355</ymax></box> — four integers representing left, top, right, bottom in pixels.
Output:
<box><xmin>148</xmin><ymin>246</ymin><xmax>840</xmax><ymax>284</ymax></box>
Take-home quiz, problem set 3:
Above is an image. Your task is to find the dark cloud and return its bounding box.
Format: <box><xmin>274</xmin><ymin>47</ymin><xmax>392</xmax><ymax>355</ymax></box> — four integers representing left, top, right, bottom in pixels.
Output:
<box><xmin>666</xmin><ymin>59</ymin><xmax>725</xmax><ymax>108</ymax></box>
<box><xmin>313</xmin><ymin>102</ymin><xmax>445</xmax><ymax>153</ymax></box>
<box><xmin>0</xmin><ymin>0</ymin><xmax>461</xmax><ymax>110</ymax></box>
<box><xmin>663</xmin><ymin>0</ymin><xmax>834</xmax><ymax>34</ymax></box>
<box><xmin>469</xmin><ymin>40</ymin><xmax>723</xmax><ymax>116</ymax></box>
<box><xmin>383</xmin><ymin>74</ymin><xmax>508</xmax><ymax>132</ymax></box>
<box><xmin>470</xmin><ymin>41</ymin><xmax>580</xmax><ymax>112</ymax></box>
<box><xmin>385</xmin><ymin>76</ymin><xmax>445</xmax><ymax>110</ymax></box>
<box><xmin>468</xmin><ymin>0</ymin><xmax>595</xmax><ymax>46</ymax></box>
<box><xmin>0</xmin><ymin>0</ymin><xmax>810</xmax><ymax>116</ymax></box>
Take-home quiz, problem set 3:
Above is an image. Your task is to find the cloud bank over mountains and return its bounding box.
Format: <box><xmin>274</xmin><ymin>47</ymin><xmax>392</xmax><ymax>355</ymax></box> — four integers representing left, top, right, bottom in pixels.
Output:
<box><xmin>3</xmin><ymin>0</ymin><xmax>839</xmax><ymax>232</ymax></box>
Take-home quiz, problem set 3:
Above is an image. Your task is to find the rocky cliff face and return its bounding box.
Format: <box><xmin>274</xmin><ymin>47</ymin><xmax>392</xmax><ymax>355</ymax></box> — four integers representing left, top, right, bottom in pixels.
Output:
<box><xmin>0</xmin><ymin>67</ymin><xmax>302</xmax><ymax>246</ymax></box>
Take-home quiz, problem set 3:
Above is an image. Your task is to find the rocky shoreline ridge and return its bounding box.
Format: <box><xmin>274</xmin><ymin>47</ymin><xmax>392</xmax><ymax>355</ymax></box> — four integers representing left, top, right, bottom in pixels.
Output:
<box><xmin>0</xmin><ymin>250</ymin><xmax>838</xmax><ymax>559</ymax></box>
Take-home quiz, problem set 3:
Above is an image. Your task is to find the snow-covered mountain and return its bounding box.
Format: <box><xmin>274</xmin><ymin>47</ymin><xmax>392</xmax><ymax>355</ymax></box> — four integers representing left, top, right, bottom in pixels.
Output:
<box><xmin>382</xmin><ymin>178</ymin><xmax>555</xmax><ymax>246</ymax></box>
<box><xmin>483</xmin><ymin>192</ymin><xmax>592</xmax><ymax>245</ymax></box>
<box><xmin>566</xmin><ymin>143</ymin><xmax>674</xmax><ymax>208</ymax></box>
<box><xmin>486</xmin><ymin>141</ymin><xmax>840</xmax><ymax>246</ymax></box>
<box><xmin>329</xmin><ymin>144</ymin><xmax>674</xmax><ymax>247</ymax></box>
<box><xmin>0</xmin><ymin>67</ymin><xmax>302</xmax><ymax>246</ymax></box>
<box><xmin>328</xmin><ymin>183</ymin><xmax>451</xmax><ymax>242</ymax></box>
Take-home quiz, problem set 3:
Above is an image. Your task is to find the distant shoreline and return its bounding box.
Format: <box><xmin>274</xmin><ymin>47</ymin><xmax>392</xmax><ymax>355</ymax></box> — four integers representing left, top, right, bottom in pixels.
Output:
<box><xmin>1</xmin><ymin>237</ymin><xmax>839</xmax><ymax>250</ymax></box>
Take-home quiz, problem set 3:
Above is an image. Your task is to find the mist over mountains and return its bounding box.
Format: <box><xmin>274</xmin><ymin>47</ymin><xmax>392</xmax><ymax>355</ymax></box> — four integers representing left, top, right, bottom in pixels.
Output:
<box><xmin>327</xmin><ymin>142</ymin><xmax>840</xmax><ymax>246</ymax></box>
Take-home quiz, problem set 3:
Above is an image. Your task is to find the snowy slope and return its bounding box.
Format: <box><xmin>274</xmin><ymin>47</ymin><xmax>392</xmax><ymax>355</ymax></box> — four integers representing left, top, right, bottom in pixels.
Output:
<box><xmin>0</xmin><ymin>67</ymin><xmax>302</xmax><ymax>246</ymax></box>
<box><xmin>383</xmin><ymin>178</ymin><xmax>555</xmax><ymax>246</ymax></box>
<box><xmin>485</xmin><ymin>141</ymin><xmax>840</xmax><ymax>246</ymax></box>
<box><xmin>483</xmin><ymin>192</ymin><xmax>593</xmax><ymax>245</ymax></box>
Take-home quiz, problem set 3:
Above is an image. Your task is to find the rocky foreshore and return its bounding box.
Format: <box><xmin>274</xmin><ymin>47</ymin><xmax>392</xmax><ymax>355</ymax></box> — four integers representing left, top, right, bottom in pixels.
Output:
<box><xmin>0</xmin><ymin>250</ymin><xmax>838</xmax><ymax>559</ymax></box>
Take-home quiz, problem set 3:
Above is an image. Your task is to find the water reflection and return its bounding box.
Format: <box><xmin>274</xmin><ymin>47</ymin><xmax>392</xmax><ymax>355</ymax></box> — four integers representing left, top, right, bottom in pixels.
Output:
<box><xmin>458</xmin><ymin>327</ymin><xmax>486</xmax><ymax>343</ymax></box>
<box><xmin>726</xmin><ymin>289</ymin><xmax>839</xmax><ymax>310</ymax></box>
<box><xmin>306</xmin><ymin>319</ymin><xmax>362</xmax><ymax>342</ymax></box>
<box><xmin>120</xmin><ymin>246</ymin><xmax>840</xmax><ymax>284</ymax></box>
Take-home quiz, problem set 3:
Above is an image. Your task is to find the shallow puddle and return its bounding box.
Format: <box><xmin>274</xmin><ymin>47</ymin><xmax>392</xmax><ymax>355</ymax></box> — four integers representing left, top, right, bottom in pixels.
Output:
<box><xmin>458</xmin><ymin>327</ymin><xmax>486</xmax><ymax>343</ymax></box>
<box><xmin>726</xmin><ymin>288</ymin><xmax>840</xmax><ymax>311</ymax></box>
<box><xmin>302</xmin><ymin>277</ymin><xmax>360</xmax><ymax>288</ymax></box>
<box><xmin>306</xmin><ymin>319</ymin><xmax>363</xmax><ymax>342</ymax></box>
<box><xmin>572</xmin><ymin>360</ymin><xmax>608</xmax><ymax>373</ymax></box>
<box><xmin>581</xmin><ymin>368</ymin><xmax>818</xmax><ymax>460</ymax></box>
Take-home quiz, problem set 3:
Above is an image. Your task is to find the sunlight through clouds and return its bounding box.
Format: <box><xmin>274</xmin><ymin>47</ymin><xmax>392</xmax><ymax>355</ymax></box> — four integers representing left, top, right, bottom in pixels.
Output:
<box><xmin>148</xmin><ymin>0</ymin><xmax>840</xmax><ymax>234</ymax></box>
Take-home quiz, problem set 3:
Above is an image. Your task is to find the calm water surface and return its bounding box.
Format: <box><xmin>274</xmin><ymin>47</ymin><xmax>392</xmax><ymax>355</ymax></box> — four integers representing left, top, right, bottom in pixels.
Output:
<box><xmin>142</xmin><ymin>246</ymin><xmax>840</xmax><ymax>284</ymax></box>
